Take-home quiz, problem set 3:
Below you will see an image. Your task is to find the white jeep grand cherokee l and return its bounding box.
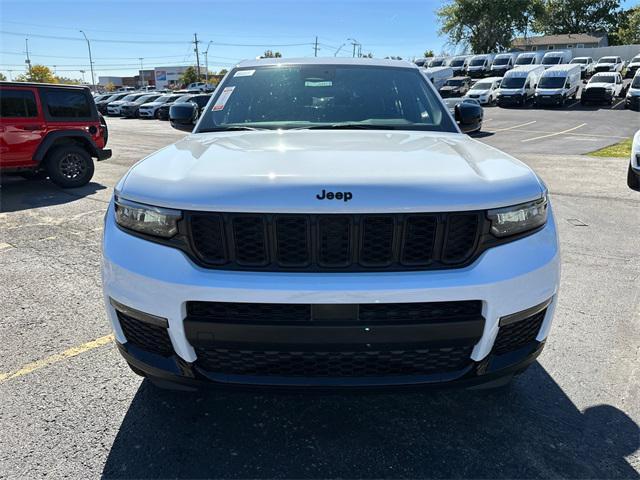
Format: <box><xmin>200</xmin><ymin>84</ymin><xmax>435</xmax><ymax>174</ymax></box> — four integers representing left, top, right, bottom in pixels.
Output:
<box><xmin>102</xmin><ymin>58</ymin><xmax>560</xmax><ymax>391</ymax></box>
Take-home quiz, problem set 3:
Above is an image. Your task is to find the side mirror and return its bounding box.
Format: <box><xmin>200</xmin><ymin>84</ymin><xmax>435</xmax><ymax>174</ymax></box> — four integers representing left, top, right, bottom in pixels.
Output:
<box><xmin>455</xmin><ymin>102</ymin><xmax>482</xmax><ymax>133</ymax></box>
<box><xmin>169</xmin><ymin>103</ymin><xmax>198</xmax><ymax>132</ymax></box>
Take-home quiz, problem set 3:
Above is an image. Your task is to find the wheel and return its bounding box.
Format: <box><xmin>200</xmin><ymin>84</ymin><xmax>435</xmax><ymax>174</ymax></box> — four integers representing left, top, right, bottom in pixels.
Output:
<box><xmin>45</xmin><ymin>145</ymin><xmax>94</xmax><ymax>188</ymax></box>
<box><xmin>628</xmin><ymin>165</ymin><xmax>640</xmax><ymax>190</ymax></box>
<box><xmin>155</xmin><ymin>109</ymin><xmax>162</xmax><ymax>119</ymax></box>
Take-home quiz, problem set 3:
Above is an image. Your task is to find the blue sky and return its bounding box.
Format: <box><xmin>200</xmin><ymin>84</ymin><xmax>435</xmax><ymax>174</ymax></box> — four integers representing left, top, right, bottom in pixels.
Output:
<box><xmin>1</xmin><ymin>0</ymin><xmax>637</xmax><ymax>81</ymax></box>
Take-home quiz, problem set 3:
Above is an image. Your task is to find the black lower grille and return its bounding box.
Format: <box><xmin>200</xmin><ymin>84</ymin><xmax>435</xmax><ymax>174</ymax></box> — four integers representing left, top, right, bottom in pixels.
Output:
<box><xmin>187</xmin><ymin>212</ymin><xmax>483</xmax><ymax>272</ymax></box>
<box><xmin>117</xmin><ymin>312</ymin><xmax>173</xmax><ymax>356</ymax></box>
<box><xmin>582</xmin><ymin>88</ymin><xmax>610</xmax><ymax>102</ymax></box>
<box><xmin>493</xmin><ymin>310</ymin><xmax>546</xmax><ymax>355</ymax></box>
<box><xmin>186</xmin><ymin>300</ymin><xmax>482</xmax><ymax>323</ymax></box>
<box><xmin>195</xmin><ymin>346</ymin><xmax>473</xmax><ymax>377</ymax></box>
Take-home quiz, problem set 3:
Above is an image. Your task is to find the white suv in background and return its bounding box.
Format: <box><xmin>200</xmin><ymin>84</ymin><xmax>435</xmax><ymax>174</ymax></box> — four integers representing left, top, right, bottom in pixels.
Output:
<box><xmin>594</xmin><ymin>56</ymin><xmax>623</xmax><ymax>74</ymax></box>
<box><xmin>187</xmin><ymin>82</ymin><xmax>214</xmax><ymax>92</ymax></box>
<box><xmin>103</xmin><ymin>58</ymin><xmax>560</xmax><ymax>392</ymax></box>
<box><xmin>465</xmin><ymin>77</ymin><xmax>502</xmax><ymax>105</ymax></box>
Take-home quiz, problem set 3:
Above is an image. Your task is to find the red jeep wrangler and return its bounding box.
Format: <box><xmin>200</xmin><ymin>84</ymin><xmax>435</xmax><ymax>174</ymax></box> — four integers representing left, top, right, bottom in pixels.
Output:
<box><xmin>0</xmin><ymin>82</ymin><xmax>111</xmax><ymax>188</ymax></box>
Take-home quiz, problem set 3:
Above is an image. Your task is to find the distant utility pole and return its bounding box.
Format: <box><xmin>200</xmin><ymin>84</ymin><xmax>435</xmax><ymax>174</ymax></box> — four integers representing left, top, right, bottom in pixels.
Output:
<box><xmin>79</xmin><ymin>30</ymin><xmax>96</xmax><ymax>91</ymax></box>
<box><xmin>79</xmin><ymin>70</ymin><xmax>86</xmax><ymax>84</ymax></box>
<box><xmin>314</xmin><ymin>36</ymin><xmax>318</xmax><ymax>57</ymax></box>
<box><xmin>139</xmin><ymin>58</ymin><xmax>145</xmax><ymax>87</ymax></box>
<box><xmin>193</xmin><ymin>33</ymin><xmax>201</xmax><ymax>81</ymax></box>
<box><xmin>348</xmin><ymin>38</ymin><xmax>360</xmax><ymax>58</ymax></box>
<box><xmin>204</xmin><ymin>41</ymin><xmax>213</xmax><ymax>82</ymax></box>
<box><xmin>25</xmin><ymin>38</ymin><xmax>32</xmax><ymax>78</ymax></box>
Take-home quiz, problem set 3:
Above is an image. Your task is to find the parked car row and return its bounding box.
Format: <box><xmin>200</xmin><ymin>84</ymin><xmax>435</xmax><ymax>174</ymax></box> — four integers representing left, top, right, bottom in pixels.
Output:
<box><xmin>429</xmin><ymin>64</ymin><xmax>639</xmax><ymax>110</ymax></box>
<box><xmin>93</xmin><ymin>90</ymin><xmax>212</xmax><ymax>119</ymax></box>
<box><xmin>417</xmin><ymin>51</ymin><xmax>639</xmax><ymax>80</ymax></box>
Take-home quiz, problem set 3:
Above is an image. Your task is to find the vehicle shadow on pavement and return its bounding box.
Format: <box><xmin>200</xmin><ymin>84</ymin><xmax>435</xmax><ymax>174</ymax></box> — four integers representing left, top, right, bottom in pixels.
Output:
<box><xmin>0</xmin><ymin>176</ymin><xmax>106</xmax><ymax>213</ymax></box>
<box><xmin>102</xmin><ymin>363</ymin><xmax>639</xmax><ymax>479</ymax></box>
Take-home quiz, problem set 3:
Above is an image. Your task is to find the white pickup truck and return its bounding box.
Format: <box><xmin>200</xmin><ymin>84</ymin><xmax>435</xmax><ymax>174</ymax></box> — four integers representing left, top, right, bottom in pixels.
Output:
<box><xmin>103</xmin><ymin>58</ymin><xmax>560</xmax><ymax>391</ymax></box>
<box><xmin>581</xmin><ymin>72</ymin><xmax>626</xmax><ymax>105</ymax></box>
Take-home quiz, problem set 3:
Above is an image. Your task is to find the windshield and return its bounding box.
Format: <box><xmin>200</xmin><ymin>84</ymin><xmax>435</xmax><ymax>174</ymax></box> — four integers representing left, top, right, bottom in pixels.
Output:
<box><xmin>450</xmin><ymin>59</ymin><xmax>465</xmax><ymax>67</ymax></box>
<box><xmin>135</xmin><ymin>95</ymin><xmax>157</xmax><ymax>104</ymax></box>
<box><xmin>444</xmin><ymin>78</ymin><xmax>464</xmax><ymax>86</ymax></box>
<box><xmin>430</xmin><ymin>59</ymin><xmax>445</xmax><ymax>67</ymax></box>
<box><xmin>471</xmin><ymin>81</ymin><xmax>493</xmax><ymax>90</ymax></box>
<box><xmin>632</xmin><ymin>76</ymin><xmax>640</xmax><ymax>88</ymax></box>
<box><xmin>542</xmin><ymin>56</ymin><xmax>562</xmax><ymax>65</ymax></box>
<box><xmin>174</xmin><ymin>95</ymin><xmax>193</xmax><ymax>103</ymax></box>
<box><xmin>633</xmin><ymin>56</ymin><xmax>640</xmax><ymax>63</ymax></box>
<box><xmin>501</xmin><ymin>77</ymin><xmax>526</xmax><ymax>89</ymax></box>
<box><xmin>120</xmin><ymin>94</ymin><xmax>137</xmax><ymax>102</ymax></box>
<box><xmin>538</xmin><ymin>76</ymin><xmax>565</xmax><ymax>89</ymax></box>
<box><xmin>598</xmin><ymin>57</ymin><xmax>617</xmax><ymax>63</ymax></box>
<box><xmin>154</xmin><ymin>95</ymin><xmax>173</xmax><ymax>103</ymax></box>
<box><xmin>516</xmin><ymin>57</ymin><xmax>534</xmax><ymax>65</ymax></box>
<box><xmin>590</xmin><ymin>75</ymin><xmax>615</xmax><ymax>84</ymax></box>
<box><xmin>197</xmin><ymin>65</ymin><xmax>455</xmax><ymax>132</ymax></box>
<box><xmin>469</xmin><ymin>58</ymin><xmax>486</xmax><ymax>66</ymax></box>
<box><xmin>571</xmin><ymin>58</ymin><xmax>588</xmax><ymax>64</ymax></box>
<box><xmin>493</xmin><ymin>57</ymin><xmax>509</xmax><ymax>65</ymax></box>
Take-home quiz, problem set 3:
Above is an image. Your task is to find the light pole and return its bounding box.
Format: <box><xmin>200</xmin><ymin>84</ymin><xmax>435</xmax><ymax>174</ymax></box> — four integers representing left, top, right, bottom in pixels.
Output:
<box><xmin>334</xmin><ymin>43</ymin><xmax>346</xmax><ymax>56</ymax></box>
<box><xmin>79</xmin><ymin>30</ymin><xmax>96</xmax><ymax>91</ymax></box>
<box><xmin>204</xmin><ymin>41</ymin><xmax>213</xmax><ymax>83</ymax></box>
<box><xmin>139</xmin><ymin>57</ymin><xmax>145</xmax><ymax>88</ymax></box>
<box><xmin>25</xmin><ymin>38</ymin><xmax>32</xmax><ymax>78</ymax></box>
<box><xmin>79</xmin><ymin>70</ymin><xmax>86</xmax><ymax>84</ymax></box>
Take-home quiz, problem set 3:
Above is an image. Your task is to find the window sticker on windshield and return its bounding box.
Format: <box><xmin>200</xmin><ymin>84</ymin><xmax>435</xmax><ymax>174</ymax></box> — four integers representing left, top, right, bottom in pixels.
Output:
<box><xmin>305</xmin><ymin>80</ymin><xmax>332</xmax><ymax>87</ymax></box>
<box><xmin>234</xmin><ymin>69</ymin><xmax>255</xmax><ymax>77</ymax></box>
<box><xmin>212</xmin><ymin>86</ymin><xmax>235</xmax><ymax>111</ymax></box>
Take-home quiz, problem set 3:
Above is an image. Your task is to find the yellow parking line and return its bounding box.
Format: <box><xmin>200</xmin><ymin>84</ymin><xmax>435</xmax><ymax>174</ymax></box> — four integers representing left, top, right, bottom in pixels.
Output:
<box><xmin>522</xmin><ymin>123</ymin><xmax>587</xmax><ymax>143</ymax></box>
<box><xmin>0</xmin><ymin>334</ymin><xmax>114</xmax><ymax>384</ymax></box>
<box><xmin>488</xmin><ymin>120</ymin><xmax>537</xmax><ymax>133</ymax></box>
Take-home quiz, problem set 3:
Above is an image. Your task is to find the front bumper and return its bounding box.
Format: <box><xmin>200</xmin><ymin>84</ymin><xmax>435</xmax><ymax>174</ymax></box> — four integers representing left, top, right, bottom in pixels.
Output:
<box><xmin>497</xmin><ymin>94</ymin><xmax>525</xmax><ymax>106</ymax></box>
<box><xmin>535</xmin><ymin>94</ymin><xmax>564</xmax><ymax>106</ymax></box>
<box><xmin>102</xmin><ymin>201</ymin><xmax>560</xmax><ymax>389</ymax></box>
<box><xmin>138</xmin><ymin>108</ymin><xmax>155</xmax><ymax>118</ymax></box>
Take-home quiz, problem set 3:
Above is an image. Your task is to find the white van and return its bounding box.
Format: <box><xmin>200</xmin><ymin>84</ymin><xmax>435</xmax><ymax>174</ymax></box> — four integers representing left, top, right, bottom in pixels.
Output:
<box><xmin>515</xmin><ymin>51</ymin><xmax>545</xmax><ymax>66</ymax></box>
<box><xmin>541</xmin><ymin>50</ymin><xmax>573</xmax><ymax>68</ymax></box>
<box><xmin>466</xmin><ymin>54</ymin><xmax>496</xmax><ymax>78</ymax></box>
<box><xmin>465</xmin><ymin>77</ymin><xmax>502</xmax><ymax>105</ymax></box>
<box><xmin>428</xmin><ymin>56</ymin><xmax>448</xmax><ymax>68</ymax></box>
<box><xmin>490</xmin><ymin>53</ymin><xmax>519</xmax><ymax>76</ymax></box>
<box><xmin>625</xmin><ymin>70</ymin><xmax>640</xmax><ymax>110</ymax></box>
<box><xmin>447</xmin><ymin>55</ymin><xmax>472</xmax><ymax>75</ymax></box>
<box><xmin>535</xmin><ymin>64</ymin><xmax>581</xmax><ymax>106</ymax></box>
<box><xmin>497</xmin><ymin>65</ymin><xmax>545</xmax><ymax>107</ymax></box>
<box><xmin>424</xmin><ymin>66</ymin><xmax>454</xmax><ymax>89</ymax></box>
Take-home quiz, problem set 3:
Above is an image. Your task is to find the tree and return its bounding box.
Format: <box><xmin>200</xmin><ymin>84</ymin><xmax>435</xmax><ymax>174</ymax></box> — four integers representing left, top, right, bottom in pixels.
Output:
<box><xmin>180</xmin><ymin>66</ymin><xmax>200</xmax><ymax>86</ymax></box>
<box><xmin>424</xmin><ymin>49</ymin><xmax>435</xmax><ymax>58</ymax></box>
<box><xmin>15</xmin><ymin>64</ymin><xmax>57</xmax><ymax>83</ymax></box>
<box><xmin>437</xmin><ymin>0</ymin><xmax>535</xmax><ymax>53</ymax></box>
<box><xmin>262</xmin><ymin>50</ymin><xmax>282</xmax><ymax>58</ymax></box>
<box><xmin>105</xmin><ymin>82</ymin><xmax>116</xmax><ymax>92</ymax></box>
<box><xmin>218</xmin><ymin>68</ymin><xmax>228</xmax><ymax>76</ymax></box>
<box><xmin>532</xmin><ymin>0</ymin><xmax>622</xmax><ymax>35</ymax></box>
<box><xmin>0</xmin><ymin>72</ymin><xmax>6</xmax><ymax>81</ymax></box>
<box><xmin>611</xmin><ymin>6</ymin><xmax>640</xmax><ymax>45</ymax></box>
<box><xmin>54</xmin><ymin>76</ymin><xmax>81</xmax><ymax>85</ymax></box>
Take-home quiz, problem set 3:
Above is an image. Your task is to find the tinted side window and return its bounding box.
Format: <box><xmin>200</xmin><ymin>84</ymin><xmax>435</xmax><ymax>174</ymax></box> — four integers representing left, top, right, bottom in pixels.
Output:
<box><xmin>45</xmin><ymin>90</ymin><xmax>92</xmax><ymax>118</ymax></box>
<box><xmin>0</xmin><ymin>89</ymin><xmax>38</xmax><ymax>118</ymax></box>
<box><xmin>193</xmin><ymin>96</ymin><xmax>210</xmax><ymax>108</ymax></box>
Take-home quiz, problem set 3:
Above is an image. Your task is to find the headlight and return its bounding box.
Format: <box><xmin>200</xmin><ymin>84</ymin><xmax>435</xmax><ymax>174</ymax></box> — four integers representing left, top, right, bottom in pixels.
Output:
<box><xmin>488</xmin><ymin>195</ymin><xmax>548</xmax><ymax>237</ymax></box>
<box><xmin>114</xmin><ymin>196</ymin><xmax>181</xmax><ymax>238</ymax></box>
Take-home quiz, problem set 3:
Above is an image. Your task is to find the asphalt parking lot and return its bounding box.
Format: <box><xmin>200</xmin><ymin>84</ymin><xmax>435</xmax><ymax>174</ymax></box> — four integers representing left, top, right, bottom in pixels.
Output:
<box><xmin>1</xmin><ymin>114</ymin><xmax>639</xmax><ymax>478</ymax></box>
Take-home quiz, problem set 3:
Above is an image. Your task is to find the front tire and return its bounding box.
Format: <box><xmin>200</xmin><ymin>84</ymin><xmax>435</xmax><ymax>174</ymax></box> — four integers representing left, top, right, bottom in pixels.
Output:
<box><xmin>628</xmin><ymin>165</ymin><xmax>640</xmax><ymax>190</ymax></box>
<box><xmin>45</xmin><ymin>145</ymin><xmax>94</xmax><ymax>188</ymax></box>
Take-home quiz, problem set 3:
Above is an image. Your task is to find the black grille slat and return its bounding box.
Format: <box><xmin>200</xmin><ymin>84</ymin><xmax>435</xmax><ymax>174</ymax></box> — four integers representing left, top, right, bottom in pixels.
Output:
<box><xmin>117</xmin><ymin>312</ymin><xmax>173</xmax><ymax>356</ymax></box>
<box><xmin>318</xmin><ymin>216</ymin><xmax>352</xmax><ymax>267</ymax></box>
<box><xmin>359</xmin><ymin>300</ymin><xmax>482</xmax><ymax>323</ymax></box>
<box><xmin>195</xmin><ymin>346</ymin><xmax>473</xmax><ymax>377</ymax></box>
<box><xmin>401</xmin><ymin>215</ymin><xmax>438</xmax><ymax>265</ymax></box>
<box><xmin>188</xmin><ymin>212</ymin><xmax>481</xmax><ymax>271</ymax></box>
<box><xmin>442</xmin><ymin>214</ymin><xmax>480</xmax><ymax>263</ymax></box>
<box><xmin>493</xmin><ymin>310</ymin><xmax>546</xmax><ymax>354</ymax></box>
<box><xmin>232</xmin><ymin>216</ymin><xmax>268</xmax><ymax>266</ymax></box>
<box><xmin>188</xmin><ymin>302</ymin><xmax>312</xmax><ymax>322</ymax></box>
<box><xmin>275</xmin><ymin>216</ymin><xmax>310</xmax><ymax>267</ymax></box>
<box><xmin>360</xmin><ymin>216</ymin><xmax>395</xmax><ymax>266</ymax></box>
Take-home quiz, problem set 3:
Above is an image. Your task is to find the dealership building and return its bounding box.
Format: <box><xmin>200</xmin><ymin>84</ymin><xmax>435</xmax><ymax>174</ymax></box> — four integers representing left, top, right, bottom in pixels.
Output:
<box><xmin>154</xmin><ymin>66</ymin><xmax>205</xmax><ymax>89</ymax></box>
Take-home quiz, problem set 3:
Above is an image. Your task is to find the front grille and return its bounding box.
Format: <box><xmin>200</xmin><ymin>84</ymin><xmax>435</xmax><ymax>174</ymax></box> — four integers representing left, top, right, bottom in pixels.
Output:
<box><xmin>187</xmin><ymin>212</ymin><xmax>482</xmax><ymax>271</ymax></box>
<box><xmin>195</xmin><ymin>346</ymin><xmax>473</xmax><ymax>377</ymax></box>
<box><xmin>187</xmin><ymin>300</ymin><xmax>482</xmax><ymax>323</ymax></box>
<box><xmin>583</xmin><ymin>87</ymin><xmax>609</xmax><ymax>101</ymax></box>
<box><xmin>117</xmin><ymin>311</ymin><xmax>173</xmax><ymax>356</ymax></box>
<box><xmin>492</xmin><ymin>309</ymin><xmax>546</xmax><ymax>355</ymax></box>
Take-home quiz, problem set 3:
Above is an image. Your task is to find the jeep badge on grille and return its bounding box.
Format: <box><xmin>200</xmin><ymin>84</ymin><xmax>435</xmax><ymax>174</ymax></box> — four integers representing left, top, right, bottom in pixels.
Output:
<box><xmin>316</xmin><ymin>189</ymin><xmax>353</xmax><ymax>202</ymax></box>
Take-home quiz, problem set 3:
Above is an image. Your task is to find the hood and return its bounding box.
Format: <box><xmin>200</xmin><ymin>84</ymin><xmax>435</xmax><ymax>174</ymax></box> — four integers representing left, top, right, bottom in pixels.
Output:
<box><xmin>498</xmin><ymin>88</ymin><xmax>523</xmax><ymax>94</ymax></box>
<box><xmin>536</xmin><ymin>88</ymin><xmax>563</xmax><ymax>95</ymax></box>
<box><xmin>586</xmin><ymin>82</ymin><xmax>613</xmax><ymax>89</ymax></box>
<box><xmin>109</xmin><ymin>100</ymin><xmax>127</xmax><ymax>106</ymax></box>
<box><xmin>468</xmin><ymin>89</ymin><xmax>489</xmax><ymax>95</ymax></box>
<box><xmin>439</xmin><ymin>86</ymin><xmax>460</xmax><ymax>91</ymax></box>
<box><xmin>118</xmin><ymin>130</ymin><xmax>544</xmax><ymax>213</ymax></box>
<box><xmin>141</xmin><ymin>101</ymin><xmax>165</xmax><ymax>107</ymax></box>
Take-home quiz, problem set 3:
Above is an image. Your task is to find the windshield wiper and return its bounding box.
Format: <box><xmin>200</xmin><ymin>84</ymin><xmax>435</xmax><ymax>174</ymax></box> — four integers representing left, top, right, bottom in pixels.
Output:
<box><xmin>296</xmin><ymin>124</ymin><xmax>399</xmax><ymax>130</ymax></box>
